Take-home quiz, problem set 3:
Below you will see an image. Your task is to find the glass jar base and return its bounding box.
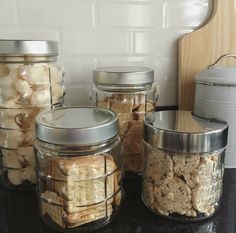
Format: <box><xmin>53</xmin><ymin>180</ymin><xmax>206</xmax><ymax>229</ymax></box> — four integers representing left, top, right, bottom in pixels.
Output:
<box><xmin>41</xmin><ymin>212</ymin><xmax>117</xmax><ymax>233</ymax></box>
<box><xmin>124</xmin><ymin>171</ymin><xmax>141</xmax><ymax>179</ymax></box>
<box><xmin>142</xmin><ymin>197</ymin><xmax>220</xmax><ymax>222</ymax></box>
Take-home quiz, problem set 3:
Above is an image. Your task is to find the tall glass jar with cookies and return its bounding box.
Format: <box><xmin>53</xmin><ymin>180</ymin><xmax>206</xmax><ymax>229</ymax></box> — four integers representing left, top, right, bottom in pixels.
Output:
<box><xmin>35</xmin><ymin>107</ymin><xmax>122</xmax><ymax>232</ymax></box>
<box><xmin>0</xmin><ymin>40</ymin><xmax>65</xmax><ymax>190</ymax></box>
<box><xmin>142</xmin><ymin>110</ymin><xmax>228</xmax><ymax>221</ymax></box>
<box><xmin>91</xmin><ymin>66</ymin><xmax>158</xmax><ymax>175</ymax></box>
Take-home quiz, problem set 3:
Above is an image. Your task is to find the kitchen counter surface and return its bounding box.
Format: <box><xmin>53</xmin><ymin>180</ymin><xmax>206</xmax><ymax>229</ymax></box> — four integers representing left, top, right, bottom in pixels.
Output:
<box><xmin>0</xmin><ymin>169</ymin><xmax>236</xmax><ymax>233</ymax></box>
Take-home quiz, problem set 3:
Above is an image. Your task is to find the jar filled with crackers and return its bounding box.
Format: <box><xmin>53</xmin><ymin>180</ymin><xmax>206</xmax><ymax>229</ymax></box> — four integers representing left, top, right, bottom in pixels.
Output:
<box><xmin>142</xmin><ymin>110</ymin><xmax>228</xmax><ymax>221</ymax></box>
<box><xmin>0</xmin><ymin>40</ymin><xmax>65</xmax><ymax>190</ymax></box>
<box><xmin>35</xmin><ymin>107</ymin><xmax>122</xmax><ymax>232</ymax></box>
<box><xmin>92</xmin><ymin>66</ymin><xmax>158</xmax><ymax>175</ymax></box>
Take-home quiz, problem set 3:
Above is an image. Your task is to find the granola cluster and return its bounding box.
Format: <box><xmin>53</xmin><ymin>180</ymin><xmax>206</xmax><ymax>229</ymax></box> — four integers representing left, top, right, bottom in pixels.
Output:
<box><xmin>142</xmin><ymin>148</ymin><xmax>223</xmax><ymax>218</ymax></box>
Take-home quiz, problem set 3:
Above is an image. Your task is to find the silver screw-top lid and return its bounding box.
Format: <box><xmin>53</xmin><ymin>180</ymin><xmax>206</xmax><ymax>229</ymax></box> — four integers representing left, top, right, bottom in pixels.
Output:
<box><xmin>93</xmin><ymin>66</ymin><xmax>154</xmax><ymax>86</ymax></box>
<box><xmin>144</xmin><ymin>110</ymin><xmax>228</xmax><ymax>153</ymax></box>
<box><xmin>35</xmin><ymin>107</ymin><xmax>119</xmax><ymax>145</ymax></box>
<box><xmin>0</xmin><ymin>40</ymin><xmax>58</xmax><ymax>56</ymax></box>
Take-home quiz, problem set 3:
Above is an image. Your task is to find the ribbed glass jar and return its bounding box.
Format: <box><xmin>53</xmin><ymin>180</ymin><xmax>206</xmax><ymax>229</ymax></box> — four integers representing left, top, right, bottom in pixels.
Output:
<box><xmin>35</xmin><ymin>107</ymin><xmax>123</xmax><ymax>232</ymax></box>
<box><xmin>0</xmin><ymin>40</ymin><xmax>65</xmax><ymax>190</ymax></box>
<box><xmin>142</xmin><ymin>110</ymin><xmax>228</xmax><ymax>221</ymax></box>
<box><xmin>91</xmin><ymin>66</ymin><xmax>158</xmax><ymax>175</ymax></box>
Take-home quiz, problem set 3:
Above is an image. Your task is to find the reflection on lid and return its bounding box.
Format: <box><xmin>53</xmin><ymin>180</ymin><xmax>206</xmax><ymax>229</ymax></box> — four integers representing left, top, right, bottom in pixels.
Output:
<box><xmin>175</xmin><ymin>111</ymin><xmax>205</xmax><ymax>133</ymax></box>
<box><xmin>144</xmin><ymin>110</ymin><xmax>228</xmax><ymax>153</ymax></box>
<box><xmin>151</xmin><ymin>111</ymin><xmax>226</xmax><ymax>134</ymax></box>
<box><xmin>39</xmin><ymin>108</ymin><xmax>113</xmax><ymax>129</ymax></box>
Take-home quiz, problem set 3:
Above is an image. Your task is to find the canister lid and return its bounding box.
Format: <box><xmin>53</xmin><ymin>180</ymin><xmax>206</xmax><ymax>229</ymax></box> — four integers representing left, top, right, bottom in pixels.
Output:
<box><xmin>144</xmin><ymin>110</ymin><xmax>228</xmax><ymax>153</ymax></box>
<box><xmin>195</xmin><ymin>67</ymin><xmax>236</xmax><ymax>86</ymax></box>
<box><xmin>0</xmin><ymin>40</ymin><xmax>58</xmax><ymax>56</ymax></box>
<box><xmin>93</xmin><ymin>66</ymin><xmax>154</xmax><ymax>86</ymax></box>
<box><xmin>35</xmin><ymin>107</ymin><xmax>118</xmax><ymax>145</ymax></box>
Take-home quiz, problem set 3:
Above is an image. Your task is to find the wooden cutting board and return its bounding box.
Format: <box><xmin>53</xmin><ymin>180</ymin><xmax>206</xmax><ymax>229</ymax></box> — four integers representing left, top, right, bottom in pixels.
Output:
<box><xmin>178</xmin><ymin>0</ymin><xmax>236</xmax><ymax>110</ymax></box>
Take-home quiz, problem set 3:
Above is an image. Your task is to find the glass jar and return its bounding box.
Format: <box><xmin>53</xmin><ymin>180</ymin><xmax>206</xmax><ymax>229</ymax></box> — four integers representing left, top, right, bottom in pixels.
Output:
<box><xmin>0</xmin><ymin>40</ymin><xmax>65</xmax><ymax>190</ymax></box>
<box><xmin>35</xmin><ymin>107</ymin><xmax>123</xmax><ymax>232</ymax></box>
<box><xmin>91</xmin><ymin>66</ymin><xmax>158</xmax><ymax>175</ymax></box>
<box><xmin>142</xmin><ymin>110</ymin><xmax>228</xmax><ymax>221</ymax></box>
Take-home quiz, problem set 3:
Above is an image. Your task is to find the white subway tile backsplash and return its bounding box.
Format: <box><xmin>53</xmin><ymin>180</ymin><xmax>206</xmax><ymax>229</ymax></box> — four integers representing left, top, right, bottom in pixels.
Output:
<box><xmin>0</xmin><ymin>0</ymin><xmax>212</xmax><ymax>106</ymax></box>
<box><xmin>64</xmin><ymin>83</ymin><xmax>92</xmax><ymax>106</ymax></box>
<box><xmin>61</xmin><ymin>56</ymin><xmax>98</xmax><ymax>105</ymax></box>
<box><xmin>17</xmin><ymin>0</ymin><xmax>94</xmax><ymax>27</ymax></box>
<box><xmin>61</xmin><ymin>56</ymin><xmax>98</xmax><ymax>83</ymax></box>
<box><xmin>0</xmin><ymin>29</ymin><xmax>59</xmax><ymax>40</ymax></box>
<box><xmin>96</xmin><ymin>56</ymin><xmax>154</xmax><ymax>67</ymax></box>
<box><xmin>98</xmin><ymin>1</ymin><xmax>163</xmax><ymax>28</ymax></box>
<box><xmin>134</xmin><ymin>29</ymin><xmax>191</xmax><ymax>55</ymax></box>
<box><xmin>166</xmin><ymin>0</ymin><xmax>212</xmax><ymax>29</ymax></box>
<box><xmin>0</xmin><ymin>0</ymin><xmax>16</xmax><ymax>26</ymax></box>
<box><xmin>61</xmin><ymin>30</ymin><xmax>130</xmax><ymax>55</ymax></box>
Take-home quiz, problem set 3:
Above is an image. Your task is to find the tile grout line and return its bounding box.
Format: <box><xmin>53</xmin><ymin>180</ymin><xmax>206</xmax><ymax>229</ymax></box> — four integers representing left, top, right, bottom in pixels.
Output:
<box><xmin>92</xmin><ymin>0</ymin><xmax>98</xmax><ymax>29</ymax></box>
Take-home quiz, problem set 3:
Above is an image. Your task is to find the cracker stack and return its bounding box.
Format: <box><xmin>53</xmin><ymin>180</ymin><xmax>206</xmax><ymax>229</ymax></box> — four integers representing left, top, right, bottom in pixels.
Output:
<box><xmin>41</xmin><ymin>154</ymin><xmax>121</xmax><ymax>229</ymax></box>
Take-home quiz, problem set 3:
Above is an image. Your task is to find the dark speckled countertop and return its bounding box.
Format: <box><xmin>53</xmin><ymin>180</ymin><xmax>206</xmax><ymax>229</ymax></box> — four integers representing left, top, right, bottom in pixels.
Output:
<box><xmin>0</xmin><ymin>169</ymin><xmax>236</xmax><ymax>233</ymax></box>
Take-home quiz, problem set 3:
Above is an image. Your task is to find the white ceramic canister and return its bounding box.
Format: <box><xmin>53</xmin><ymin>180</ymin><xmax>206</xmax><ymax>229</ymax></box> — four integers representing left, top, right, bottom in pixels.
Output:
<box><xmin>194</xmin><ymin>54</ymin><xmax>236</xmax><ymax>168</ymax></box>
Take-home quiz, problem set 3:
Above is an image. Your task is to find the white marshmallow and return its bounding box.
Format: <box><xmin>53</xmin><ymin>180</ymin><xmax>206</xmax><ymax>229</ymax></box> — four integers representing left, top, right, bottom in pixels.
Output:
<box><xmin>15</xmin><ymin>79</ymin><xmax>33</xmax><ymax>98</ymax></box>
<box><xmin>15</xmin><ymin>112</ymin><xmax>34</xmax><ymax>129</ymax></box>
<box><xmin>0</xmin><ymin>130</ymin><xmax>25</xmax><ymax>149</ymax></box>
<box><xmin>0</xmin><ymin>118</ymin><xmax>20</xmax><ymax>129</ymax></box>
<box><xmin>1</xmin><ymin>85</ymin><xmax>17</xmax><ymax>101</ymax></box>
<box><xmin>21</xmin><ymin>168</ymin><xmax>36</xmax><ymax>184</ymax></box>
<box><xmin>0</xmin><ymin>74</ymin><xmax>14</xmax><ymax>85</ymax></box>
<box><xmin>10</xmin><ymin>68</ymin><xmax>21</xmax><ymax>80</ymax></box>
<box><xmin>20</xmin><ymin>64</ymin><xmax>49</xmax><ymax>84</ymax></box>
<box><xmin>0</xmin><ymin>109</ymin><xmax>35</xmax><ymax>129</ymax></box>
<box><xmin>7</xmin><ymin>63</ymin><xmax>20</xmax><ymax>70</ymax></box>
<box><xmin>23</xmin><ymin>131</ymin><xmax>35</xmax><ymax>145</ymax></box>
<box><xmin>0</xmin><ymin>108</ymin><xmax>20</xmax><ymax>118</ymax></box>
<box><xmin>8</xmin><ymin>170</ymin><xmax>23</xmax><ymax>185</ymax></box>
<box><xmin>0</xmin><ymin>75</ymin><xmax>17</xmax><ymax>101</ymax></box>
<box><xmin>30</xmin><ymin>89</ymin><xmax>50</xmax><ymax>106</ymax></box>
<box><xmin>0</xmin><ymin>64</ymin><xmax>9</xmax><ymax>78</ymax></box>
<box><xmin>3</xmin><ymin>150</ymin><xmax>21</xmax><ymax>168</ymax></box>
<box><xmin>1</xmin><ymin>99</ymin><xmax>21</xmax><ymax>108</ymax></box>
<box><xmin>6</xmin><ymin>57</ymin><xmax>25</xmax><ymax>71</ymax></box>
<box><xmin>17</xmin><ymin>147</ymin><xmax>36</xmax><ymax>167</ymax></box>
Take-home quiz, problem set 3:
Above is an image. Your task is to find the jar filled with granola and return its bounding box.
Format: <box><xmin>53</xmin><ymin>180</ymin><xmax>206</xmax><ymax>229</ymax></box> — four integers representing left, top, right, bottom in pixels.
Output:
<box><xmin>142</xmin><ymin>110</ymin><xmax>228</xmax><ymax>221</ymax></box>
<box><xmin>35</xmin><ymin>107</ymin><xmax>122</xmax><ymax>232</ymax></box>
<box><xmin>92</xmin><ymin>66</ymin><xmax>157</xmax><ymax>175</ymax></box>
<box><xmin>0</xmin><ymin>40</ymin><xmax>65</xmax><ymax>190</ymax></box>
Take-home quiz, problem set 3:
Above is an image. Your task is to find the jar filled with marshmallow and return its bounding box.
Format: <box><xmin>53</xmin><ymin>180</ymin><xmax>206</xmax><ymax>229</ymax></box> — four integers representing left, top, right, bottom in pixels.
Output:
<box><xmin>0</xmin><ymin>40</ymin><xmax>65</xmax><ymax>190</ymax></box>
<box><xmin>35</xmin><ymin>107</ymin><xmax>122</xmax><ymax>232</ymax></box>
<box><xmin>91</xmin><ymin>66</ymin><xmax>158</xmax><ymax>175</ymax></box>
<box><xmin>142</xmin><ymin>111</ymin><xmax>228</xmax><ymax>221</ymax></box>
